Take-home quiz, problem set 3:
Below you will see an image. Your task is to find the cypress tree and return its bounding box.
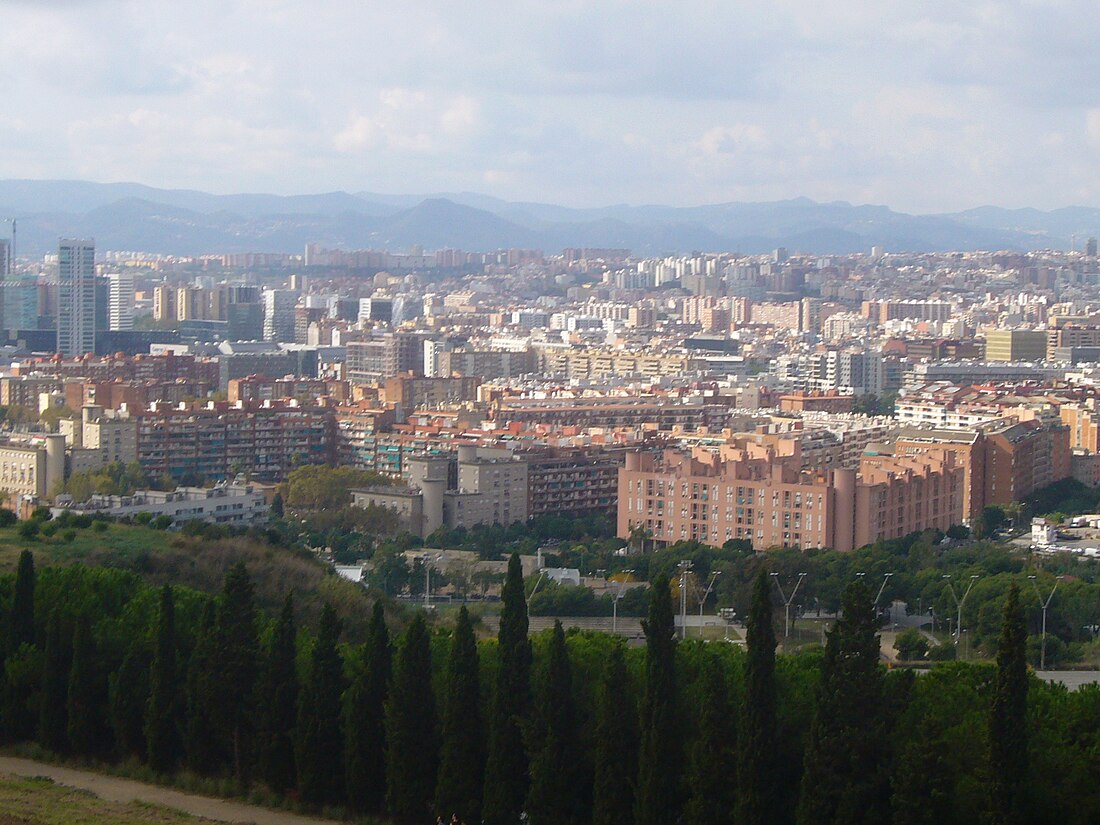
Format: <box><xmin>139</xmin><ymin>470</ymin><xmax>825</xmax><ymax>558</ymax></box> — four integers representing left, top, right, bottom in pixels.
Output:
<box><xmin>185</xmin><ymin>599</ymin><xmax>218</xmax><ymax>773</ymax></box>
<box><xmin>683</xmin><ymin>654</ymin><xmax>737</xmax><ymax>825</ymax></box>
<box><xmin>526</xmin><ymin>620</ymin><xmax>582</xmax><ymax>825</ymax></box>
<box><xmin>257</xmin><ymin>593</ymin><xmax>298</xmax><ymax>793</ymax></box>
<box><xmin>482</xmin><ymin>553</ymin><xmax>532</xmax><ymax>825</ymax></box>
<box><xmin>296</xmin><ymin>603</ymin><xmax>346</xmax><ymax>807</ymax></box>
<box><xmin>109</xmin><ymin>642</ymin><xmax>151</xmax><ymax>760</ymax></box>
<box><xmin>635</xmin><ymin>574</ymin><xmax>680</xmax><ymax>825</ymax></box>
<box><xmin>989</xmin><ymin>583</ymin><xmax>1028</xmax><ymax>825</ymax></box>
<box><xmin>591</xmin><ymin>643</ymin><xmax>637</xmax><ymax>825</ymax></box>
<box><xmin>145</xmin><ymin>585</ymin><xmax>181</xmax><ymax>773</ymax></box>
<box><xmin>211</xmin><ymin>561</ymin><xmax>259</xmax><ymax>782</ymax></box>
<box><xmin>890</xmin><ymin>716</ymin><xmax>953</xmax><ymax>825</ymax></box>
<box><xmin>436</xmin><ymin>605</ymin><xmax>484</xmax><ymax>823</ymax></box>
<box><xmin>38</xmin><ymin>610</ymin><xmax>68</xmax><ymax>752</ymax></box>
<box><xmin>796</xmin><ymin>578</ymin><xmax>889</xmax><ymax>825</ymax></box>
<box><xmin>385</xmin><ymin>612</ymin><xmax>439</xmax><ymax>824</ymax></box>
<box><xmin>345</xmin><ymin>600</ymin><xmax>391</xmax><ymax>813</ymax></box>
<box><xmin>67</xmin><ymin>618</ymin><xmax>101</xmax><ymax>756</ymax></box>
<box><xmin>10</xmin><ymin>550</ymin><xmax>35</xmax><ymax>650</ymax></box>
<box><xmin>737</xmin><ymin>568</ymin><xmax>779</xmax><ymax>825</ymax></box>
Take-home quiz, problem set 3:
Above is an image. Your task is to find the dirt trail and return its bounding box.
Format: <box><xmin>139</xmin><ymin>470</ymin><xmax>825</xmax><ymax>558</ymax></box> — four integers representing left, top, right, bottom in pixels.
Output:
<box><xmin>0</xmin><ymin>756</ymin><xmax>341</xmax><ymax>825</ymax></box>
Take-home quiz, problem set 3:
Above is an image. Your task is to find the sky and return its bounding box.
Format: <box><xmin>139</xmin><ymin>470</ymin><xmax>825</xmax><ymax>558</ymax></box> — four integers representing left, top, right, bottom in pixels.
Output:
<box><xmin>2</xmin><ymin>0</ymin><xmax>1099</xmax><ymax>213</ymax></box>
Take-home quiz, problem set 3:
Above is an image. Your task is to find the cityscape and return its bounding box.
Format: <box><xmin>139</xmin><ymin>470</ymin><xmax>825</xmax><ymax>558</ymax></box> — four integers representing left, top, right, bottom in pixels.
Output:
<box><xmin>0</xmin><ymin>2</ymin><xmax>1098</xmax><ymax>825</ymax></box>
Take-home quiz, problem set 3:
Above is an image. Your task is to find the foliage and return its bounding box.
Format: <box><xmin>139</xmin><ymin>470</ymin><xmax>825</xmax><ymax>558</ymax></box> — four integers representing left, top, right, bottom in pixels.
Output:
<box><xmin>738</xmin><ymin>569</ymin><xmax>779</xmax><ymax>825</ymax></box>
<box><xmin>296</xmin><ymin>603</ymin><xmax>346</xmax><ymax>806</ymax></box>
<box><xmin>282</xmin><ymin>464</ymin><xmax>395</xmax><ymax>511</ymax></box>
<box><xmin>436</xmin><ymin>605</ymin><xmax>485</xmax><ymax>823</ymax></box>
<box><xmin>345</xmin><ymin>600</ymin><xmax>392</xmax><ymax>814</ymax></box>
<box><xmin>989</xmin><ymin>583</ymin><xmax>1028</xmax><ymax>825</ymax></box>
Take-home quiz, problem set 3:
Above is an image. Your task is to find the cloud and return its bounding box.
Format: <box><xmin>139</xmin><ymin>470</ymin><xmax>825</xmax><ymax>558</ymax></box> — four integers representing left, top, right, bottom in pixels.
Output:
<box><xmin>1</xmin><ymin>1</ymin><xmax>1099</xmax><ymax>211</ymax></box>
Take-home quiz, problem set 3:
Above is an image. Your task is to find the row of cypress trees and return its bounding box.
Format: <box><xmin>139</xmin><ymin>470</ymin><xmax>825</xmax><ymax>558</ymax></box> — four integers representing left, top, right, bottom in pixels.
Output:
<box><xmin>0</xmin><ymin>547</ymin><xmax>1065</xmax><ymax>825</ymax></box>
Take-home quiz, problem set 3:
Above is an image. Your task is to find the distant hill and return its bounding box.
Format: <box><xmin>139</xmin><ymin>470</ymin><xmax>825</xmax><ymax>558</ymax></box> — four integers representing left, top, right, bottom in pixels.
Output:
<box><xmin>0</xmin><ymin>179</ymin><xmax>1094</xmax><ymax>256</ymax></box>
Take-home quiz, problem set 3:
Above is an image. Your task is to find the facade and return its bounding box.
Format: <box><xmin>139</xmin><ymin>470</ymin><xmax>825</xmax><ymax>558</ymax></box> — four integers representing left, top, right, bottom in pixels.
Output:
<box><xmin>108</xmin><ymin>272</ymin><xmax>135</xmax><ymax>331</ymax></box>
<box><xmin>351</xmin><ymin>445</ymin><xmax>529</xmax><ymax>537</ymax></box>
<box><xmin>57</xmin><ymin>239</ymin><xmax>96</xmax><ymax>356</ymax></box>
<box><xmin>617</xmin><ymin>439</ymin><xmax>963</xmax><ymax>552</ymax></box>
<box><xmin>524</xmin><ymin>446</ymin><xmax>623</xmax><ymax>516</ymax></box>
<box><xmin>136</xmin><ymin>401</ymin><xmax>335</xmax><ymax>482</ymax></box>
<box><xmin>0</xmin><ymin>435</ymin><xmax>66</xmax><ymax>503</ymax></box>
<box><xmin>50</xmin><ymin>481</ymin><xmax>269</xmax><ymax>526</ymax></box>
<box><xmin>984</xmin><ymin>329</ymin><xmax>1047</xmax><ymax>362</ymax></box>
<box><xmin>262</xmin><ymin>289</ymin><xmax>298</xmax><ymax>342</ymax></box>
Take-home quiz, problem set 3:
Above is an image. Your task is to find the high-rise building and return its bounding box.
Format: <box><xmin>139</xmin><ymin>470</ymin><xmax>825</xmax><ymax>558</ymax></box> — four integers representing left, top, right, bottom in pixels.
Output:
<box><xmin>0</xmin><ymin>239</ymin><xmax>10</xmax><ymax>277</ymax></box>
<box><xmin>262</xmin><ymin>289</ymin><xmax>298</xmax><ymax>342</ymax></box>
<box><xmin>57</xmin><ymin>239</ymin><xmax>96</xmax><ymax>356</ymax></box>
<box><xmin>108</xmin><ymin>272</ymin><xmax>135</xmax><ymax>331</ymax></box>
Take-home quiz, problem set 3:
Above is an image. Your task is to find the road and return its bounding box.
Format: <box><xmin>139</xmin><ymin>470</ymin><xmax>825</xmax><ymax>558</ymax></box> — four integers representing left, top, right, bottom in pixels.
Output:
<box><xmin>0</xmin><ymin>756</ymin><xmax>340</xmax><ymax>825</ymax></box>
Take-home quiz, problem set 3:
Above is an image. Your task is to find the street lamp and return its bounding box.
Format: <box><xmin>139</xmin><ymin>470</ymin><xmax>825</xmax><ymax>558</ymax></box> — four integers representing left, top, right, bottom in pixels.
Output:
<box><xmin>771</xmin><ymin>572</ymin><xmax>807</xmax><ymax>639</ymax></box>
<box><xmin>420</xmin><ymin>552</ymin><xmax>443</xmax><ymax>610</ymax></box>
<box><xmin>699</xmin><ymin>570</ymin><xmax>723</xmax><ymax>623</ymax></box>
<box><xmin>678</xmin><ymin>560</ymin><xmax>693</xmax><ymax>640</ymax></box>
<box><xmin>612</xmin><ymin>569</ymin><xmax>634</xmax><ymax>635</ymax></box>
<box><xmin>942</xmin><ymin>574</ymin><xmax>979</xmax><ymax>647</ymax></box>
<box><xmin>1028</xmin><ymin>574</ymin><xmax>1064</xmax><ymax>671</ymax></box>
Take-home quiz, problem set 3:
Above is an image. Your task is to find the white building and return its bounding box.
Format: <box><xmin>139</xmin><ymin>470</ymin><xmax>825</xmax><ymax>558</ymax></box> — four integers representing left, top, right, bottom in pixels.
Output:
<box><xmin>50</xmin><ymin>480</ymin><xmax>270</xmax><ymax>526</ymax></box>
<box><xmin>108</xmin><ymin>272</ymin><xmax>135</xmax><ymax>331</ymax></box>
<box><xmin>262</xmin><ymin>289</ymin><xmax>299</xmax><ymax>343</ymax></box>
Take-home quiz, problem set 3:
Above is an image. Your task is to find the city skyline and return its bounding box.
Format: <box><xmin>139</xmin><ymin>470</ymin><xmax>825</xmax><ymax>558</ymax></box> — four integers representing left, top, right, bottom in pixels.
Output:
<box><xmin>4</xmin><ymin>2</ymin><xmax>1100</xmax><ymax>213</ymax></box>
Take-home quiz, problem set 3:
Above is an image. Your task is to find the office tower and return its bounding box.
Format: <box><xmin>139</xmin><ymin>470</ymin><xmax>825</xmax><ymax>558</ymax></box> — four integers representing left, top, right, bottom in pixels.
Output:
<box><xmin>1</xmin><ymin>278</ymin><xmax>39</xmax><ymax>331</ymax></box>
<box><xmin>108</xmin><ymin>272</ymin><xmax>135</xmax><ymax>331</ymax></box>
<box><xmin>57</xmin><ymin>239</ymin><xmax>96</xmax><ymax>356</ymax></box>
<box><xmin>0</xmin><ymin>239</ymin><xmax>9</xmax><ymax>277</ymax></box>
<box><xmin>1088</xmin><ymin>237</ymin><xmax>1098</xmax><ymax>258</ymax></box>
<box><xmin>262</xmin><ymin>289</ymin><xmax>298</xmax><ymax>342</ymax></box>
<box><xmin>94</xmin><ymin>276</ymin><xmax>110</xmax><ymax>335</ymax></box>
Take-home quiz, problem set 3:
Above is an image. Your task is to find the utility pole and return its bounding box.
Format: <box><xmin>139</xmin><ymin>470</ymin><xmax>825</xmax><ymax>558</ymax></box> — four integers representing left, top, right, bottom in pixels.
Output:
<box><xmin>678</xmin><ymin>559</ymin><xmax>692</xmax><ymax>640</ymax></box>
<box><xmin>1028</xmin><ymin>574</ymin><xmax>1063</xmax><ymax>671</ymax></box>
<box><xmin>943</xmin><ymin>574</ymin><xmax>979</xmax><ymax>648</ymax></box>
<box><xmin>771</xmin><ymin>571</ymin><xmax>807</xmax><ymax>639</ymax></box>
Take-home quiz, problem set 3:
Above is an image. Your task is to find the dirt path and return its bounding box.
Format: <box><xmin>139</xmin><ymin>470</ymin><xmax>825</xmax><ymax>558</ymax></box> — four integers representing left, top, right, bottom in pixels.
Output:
<box><xmin>0</xmin><ymin>756</ymin><xmax>341</xmax><ymax>825</ymax></box>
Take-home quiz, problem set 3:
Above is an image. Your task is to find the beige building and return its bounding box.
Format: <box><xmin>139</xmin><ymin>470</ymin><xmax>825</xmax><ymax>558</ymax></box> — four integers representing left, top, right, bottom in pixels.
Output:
<box><xmin>351</xmin><ymin>445</ymin><xmax>529</xmax><ymax>538</ymax></box>
<box><xmin>0</xmin><ymin>435</ymin><xmax>66</xmax><ymax>504</ymax></box>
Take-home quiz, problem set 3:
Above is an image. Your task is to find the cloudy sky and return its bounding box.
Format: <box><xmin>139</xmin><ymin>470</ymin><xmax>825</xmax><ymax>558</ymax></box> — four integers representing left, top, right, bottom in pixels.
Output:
<box><xmin>2</xmin><ymin>0</ymin><xmax>1098</xmax><ymax>212</ymax></box>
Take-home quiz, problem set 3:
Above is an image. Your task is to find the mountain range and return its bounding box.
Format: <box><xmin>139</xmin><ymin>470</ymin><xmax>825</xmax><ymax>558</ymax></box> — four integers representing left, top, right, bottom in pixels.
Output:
<box><xmin>1</xmin><ymin>179</ymin><xmax>1099</xmax><ymax>257</ymax></box>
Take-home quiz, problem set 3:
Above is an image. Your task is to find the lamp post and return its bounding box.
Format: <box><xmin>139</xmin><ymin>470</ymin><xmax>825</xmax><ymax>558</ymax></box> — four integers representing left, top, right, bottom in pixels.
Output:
<box><xmin>612</xmin><ymin>569</ymin><xmax>633</xmax><ymax>635</ymax></box>
<box><xmin>678</xmin><ymin>560</ymin><xmax>692</xmax><ymax>640</ymax></box>
<box><xmin>1028</xmin><ymin>574</ymin><xmax>1064</xmax><ymax>671</ymax></box>
<box><xmin>698</xmin><ymin>570</ymin><xmax>722</xmax><ymax>637</ymax></box>
<box><xmin>942</xmin><ymin>574</ymin><xmax>979</xmax><ymax>647</ymax></box>
<box><xmin>771</xmin><ymin>572</ymin><xmax>807</xmax><ymax>639</ymax></box>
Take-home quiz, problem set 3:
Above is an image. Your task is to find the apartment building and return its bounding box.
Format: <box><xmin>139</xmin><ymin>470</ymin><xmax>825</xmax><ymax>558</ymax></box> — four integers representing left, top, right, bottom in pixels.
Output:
<box><xmin>522</xmin><ymin>446</ymin><xmax>624</xmax><ymax>516</ymax></box>
<box><xmin>51</xmin><ymin>480</ymin><xmax>269</xmax><ymax>526</ymax></box>
<box><xmin>136</xmin><ymin>401</ymin><xmax>335</xmax><ymax>482</ymax></box>
<box><xmin>617</xmin><ymin>438</ymin><xmax>963</xmax><ymax>552</ymax></box>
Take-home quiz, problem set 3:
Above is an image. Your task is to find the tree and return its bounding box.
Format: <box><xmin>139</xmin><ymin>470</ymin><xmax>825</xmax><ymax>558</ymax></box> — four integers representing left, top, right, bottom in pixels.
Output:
<box><xmin>345</xmin><ymin>600</ymin><xmax>392</xmax><ymax>813</ymax></box>
<box><xmin>796</xmin><ymin>579</ymin><xmax>890</xmax><ymax>825</ymax></box>
<box><xmin>636</xmin><ymin>574</ymin><xmax>680</xmax><ymax>825</ymax></box>
<box><xmin>67</xmin><ymin>618</ymin><xmax>102</xmax><ymax>756</ymax></box>
<box><xmin>526</xmin><ymin>620</ymin><xmax>582</xmax><ymax>825</ymax></box>
<box><xmin>109</xmin><ymin>643</ymin><xmax>151</xmax><ymax>760</ymax></box>
<box><xmin>145</xmin><ymin>586</ymin><xmax>181</xmax><ymax>772</ymax></box>
<box><xmin>385</xmin><ymin>612</ymin><xmax>439</xmax><ymax>824</ymax></box>
<box><xmin>738</xmin><ymin>569</ymin><xmax>779</xmax><ymax>825</ymax></box>
<box><xmin>271</xmin><ymin>492</ymin><xmax>284</xmax><ymax>518</ymax></box>
<box><xmin>989</xmin><ymin>583</ymin><xmax>1028</xmax><ymax>825</ymax></box>
<box><xmin>891</xmin><ymin>715</ymin><xmax>953</xmax><ymax>825</ymax></box>
<box><xmin>210</xmin><ymin>562</ymin><xmax>259</xmax><ymax>782</ymax></box>
<box><xmin>185</xmin><ymin>599</ymin><xmax>218</xmax><ymax>773</ymax></box>
<box><xmin>482</xmin><ymin>553</ymin><xmax>532</xmax><ymax>825</ymax></box>
<box><xmin>895</xmin><ymin>628</ymin><xmax>929</xmax><ymax>661</ymax></box>
<box><xmin>256</xmin><ymin>593</ymin><xmax>298</xmax><ymax>793</ymax></box>
<box><xmin>10</xmin><ymin>550</ymin><xmax>35</xmax><ymax>650</ymax></box>
<box><xmin>436</xmin><ymin>605</ymin><xmax>485</xmax><ymax>823</ymax></box>
<box><xmin>38</xmin><ymin>610</ymin><xmax>68</xmax><ymax>752</ymax></box>
<box><xmin>296</xmin><ymin>603</ymin><xmax>346</xmax><ymax>807</ymax></box>
<box><xmin>591</xmin><ymin>643</ymin><xmax>637</xmax><ymax>825</ymax></box>
<box><xmin>684</xmin><ymin>654</ymin><xmax>737</xmax><ymax>825</ymax></box>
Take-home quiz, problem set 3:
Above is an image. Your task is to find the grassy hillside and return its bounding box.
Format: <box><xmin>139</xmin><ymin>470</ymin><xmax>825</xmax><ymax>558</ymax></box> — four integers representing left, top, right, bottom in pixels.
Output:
<box><xmin>0</xmin><ymin>774</ymin><xmax>209</xmax><ymax>824</ymax></box>
<box><xmin>0</xmin><ymin>521</ymin><xmax>382</xmax><ymax>640</ymax></box>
